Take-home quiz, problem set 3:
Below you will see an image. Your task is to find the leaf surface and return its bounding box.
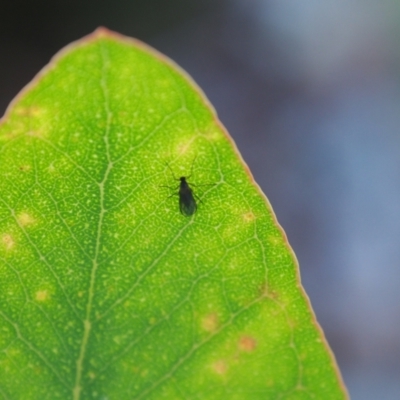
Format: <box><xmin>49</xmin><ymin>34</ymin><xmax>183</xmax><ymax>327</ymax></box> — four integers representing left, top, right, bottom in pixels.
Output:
<box><xmin>0</xmin><ymin>28</ymin><xmax>347</xmax><ymax>399</ymax></box>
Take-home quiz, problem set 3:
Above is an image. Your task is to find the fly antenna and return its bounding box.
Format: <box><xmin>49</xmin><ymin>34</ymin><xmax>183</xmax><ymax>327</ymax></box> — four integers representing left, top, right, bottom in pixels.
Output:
<box><xmin>165</xmin><ymin>161</ymin><xmax>178</xmax><ymax>181</ymax></box>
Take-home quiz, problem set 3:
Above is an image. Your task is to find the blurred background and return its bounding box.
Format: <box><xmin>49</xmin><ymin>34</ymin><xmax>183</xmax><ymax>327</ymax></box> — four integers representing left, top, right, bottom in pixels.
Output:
<box><xmin>1</xmin><ymin>0</ymin><xmax>400</xmax><ymax>398</ymax></box>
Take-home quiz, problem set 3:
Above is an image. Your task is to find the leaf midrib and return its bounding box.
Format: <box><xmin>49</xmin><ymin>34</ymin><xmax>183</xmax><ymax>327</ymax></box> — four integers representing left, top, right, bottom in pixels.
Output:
<box><xmin>73</xmin><ymin>44</ymin><xmax>114</xmax><ymax>400</ymax></box>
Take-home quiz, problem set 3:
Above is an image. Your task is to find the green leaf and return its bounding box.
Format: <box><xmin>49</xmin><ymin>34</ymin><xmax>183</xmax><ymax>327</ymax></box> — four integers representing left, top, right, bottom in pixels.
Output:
<box><xmin>0</xmin><ymin>28</ymin><xmax>347</xmax><ymax>399</ymax></box>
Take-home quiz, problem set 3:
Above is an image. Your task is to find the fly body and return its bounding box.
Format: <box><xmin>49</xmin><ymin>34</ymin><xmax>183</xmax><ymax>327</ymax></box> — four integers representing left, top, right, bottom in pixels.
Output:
<box><xmin>163</xmin><ymin>160</ymin><xmax>199</xmax><ymax>217</ymax></box>
<box><xmin>178</xmin><ymin>176</ymin><xmax>197</xmax><ymax>216</ymax></box>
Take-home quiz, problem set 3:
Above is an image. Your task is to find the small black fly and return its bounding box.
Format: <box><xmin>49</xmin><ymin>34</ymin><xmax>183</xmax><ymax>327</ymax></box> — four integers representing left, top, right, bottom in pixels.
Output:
<box><xmin>163</xmin><ymin>160</ymin><xmax>199</xmax><ymax>216</ymax></box>
<box><xmin>177</xmin><ymin>176</ymin><xmax>197</xmax><ymax>216</ymax></box>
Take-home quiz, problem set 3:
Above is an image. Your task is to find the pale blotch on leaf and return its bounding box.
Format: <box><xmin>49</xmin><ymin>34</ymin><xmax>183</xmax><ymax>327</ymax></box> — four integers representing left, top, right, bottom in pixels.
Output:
<box><xmin>176</xmin><ymin>140</ymin><xmax>193</xmax><ymax>157</ymax></box>
<box><xmin>287</xmin><ymin>317</ymin><xmax>299</xmax><ymax>330</ymax></box>
<box><xmin>35</xmin><ymin>290</ymin><xmax>49</xmax><ymax>302</ymax></box>
<box><xmin>2</xmin><ymin>234</ymin><xmax>15</xmax><ymax>250</ymax></box>
<box><xmin>258</xmin><ymin>282</ymin><xmax>280</xmax><ymax>301</ymax></box>
<box><xmin>221</xmin><ymin>225</ymin><xmax>237</xmax><ymax>241</ymax></box>
<box><xmin>212</xmin><ymin>360</ymin><xmax>227</xmax><ymax>375</ymax></box>
<box><xmin>0</xmin><ymin>131</ymin><xmax>18</xmax><ymax>142</ymax></box>
<box><xmin>203</xmin><ymin>126</ymin><xmax>221</xmax><ymax>142</ymax></box>
<box><xmin>238</xmin><ymin>336</ymin><xmax>257</xmax><ymax>352</ymax></box>
<box><xmin>141</xmin><ymin>369</ymin><xmax>149</xmax><ymax>377</ymax></box>
<box><xmin>268</xmin><ymin>235</ymin><xmax>281</xmax><ymax>246</ymax></box>
<box><xmin>26</xmin><ymin>130</ymin><xmax>44</xmax><ymax>139</ymax></box>
<box><xmin>17</xmin><ymin>212</ymin><xmax>35</xmax><ymax>227</ymax></box>
<box><xmin>5</xmin><ymin>348</ymin><xmax>19</xmax><ymax>358</ymax></box>
<box><xmin>201</xmin><ymin>313</ymin><xmax>219</xmax><ymax>332</ymax></box>
<box><xmin>47</xmin><ymin>163</ymin><xmax>56</xmax><ymax>173</ymax></box>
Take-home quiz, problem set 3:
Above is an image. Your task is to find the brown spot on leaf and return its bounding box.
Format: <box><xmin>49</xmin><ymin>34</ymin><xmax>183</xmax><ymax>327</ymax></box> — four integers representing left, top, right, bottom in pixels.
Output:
<box><xmin>19</xmin><ymin>165</ymin><xmax>31</xmax><ymax>172</ymax></box>
<box><xmin>239</xmin><ymin>336</ymin><xmax>257</xmax><ymax>352</ymax></box>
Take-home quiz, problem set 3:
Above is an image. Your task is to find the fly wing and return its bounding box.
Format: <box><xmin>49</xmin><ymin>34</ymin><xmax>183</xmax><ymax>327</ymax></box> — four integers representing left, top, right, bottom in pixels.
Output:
<box><xmin>179</xmin><ymin>188</ymin><xmax>197</xmax><ymax>216</ymax></box>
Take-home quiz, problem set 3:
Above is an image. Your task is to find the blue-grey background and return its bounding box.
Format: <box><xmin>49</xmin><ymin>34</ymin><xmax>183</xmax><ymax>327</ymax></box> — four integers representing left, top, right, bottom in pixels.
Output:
<box><xmin>1</xmin><ymin>1</ymin><xmax>400</xmax><ymax>398</ymax></box>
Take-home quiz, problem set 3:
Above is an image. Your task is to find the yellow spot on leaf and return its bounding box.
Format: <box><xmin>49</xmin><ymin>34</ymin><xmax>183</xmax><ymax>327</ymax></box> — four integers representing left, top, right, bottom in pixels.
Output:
<box><xmin>2</xmin><ymin>234</ymin><xmax>15</xmax><ymax>250</ymax></box>
<box><xmin>212</xmin><ymin>360</ymin><xmax>227</xmax><ymax>375</ymax></box>
<box><xmin>201</xmin><ymin>313</ymin><xmax>219</xmax><ymax>332</ymax></box>
<box><xmin>18</xmin><ymin>212</ymin><xmax>35</xmax><ymax>227</ymax></box>
<box><xmin>15</xmin><ymin>105</ymin><xmax>42</xmax><ymax>117</ymax></box>
<box><xmin>35</xmin><ymin>290</ymin><xmax>49</xmax><ymax>302</ymax></box>
<box><xmin>243</xmin><ymin>211</ymin><xmax>255</xmax><ymax>222</ymax></box>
